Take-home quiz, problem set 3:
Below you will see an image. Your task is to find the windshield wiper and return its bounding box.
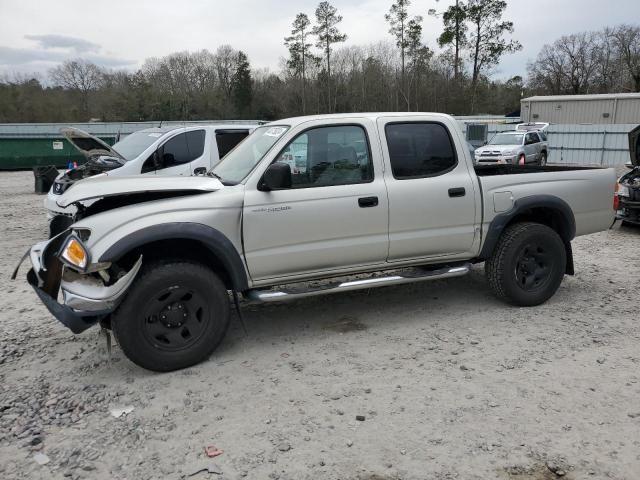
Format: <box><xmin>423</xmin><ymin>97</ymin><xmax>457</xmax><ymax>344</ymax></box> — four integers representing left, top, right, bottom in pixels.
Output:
<box><xmin>207</xmin><ymin>171</ymin><xmax>237</xmax><ymax>186</ymax></box>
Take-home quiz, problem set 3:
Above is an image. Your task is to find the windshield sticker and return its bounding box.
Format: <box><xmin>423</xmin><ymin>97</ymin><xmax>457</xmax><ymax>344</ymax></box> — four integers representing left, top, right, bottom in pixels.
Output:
<box><xmin>264</xmin><ymin>127</ymin><xmax>286</xmax><ymax>137</ymax></box>
<box><xmin>148</xmin><ymin>133</ymin><xmax>162</xmax><ymax>138</ymax></box>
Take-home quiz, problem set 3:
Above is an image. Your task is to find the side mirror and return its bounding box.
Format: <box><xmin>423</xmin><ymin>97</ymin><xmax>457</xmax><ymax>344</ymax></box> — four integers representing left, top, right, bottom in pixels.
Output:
<box><xmin>193</xmin><ymin>167</ymin><xmax>207</xmax><ymax>176</ymax></box>
<box><xmin>161</xmin><ymin>152</ymin><xmax>175</xmax><ymax>167</ymax></box>
<box><xmin>259</xmin><ymin>162</ymin><xmax>292</xmax><ymax>191</ymax></box>
<box><xmin>482</xmin><ymin>140</ymin><xmax>488</xmax><ymax>146</ymax></box>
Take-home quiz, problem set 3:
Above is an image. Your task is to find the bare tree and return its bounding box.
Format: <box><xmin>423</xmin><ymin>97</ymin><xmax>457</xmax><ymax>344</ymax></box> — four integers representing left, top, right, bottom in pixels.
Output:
<box><xmin>528</xmin><ymin>32</ymin><xmax>600</xmax><ymax>94</ymax></box>
<box><xmin>49</xmin><ymin>59</ymin><xmax>104</xmax><ymax>117</ymax></box>
<box><xmin>613</xmin><ymin>24</ymin><xmax>640</xmax><ymax>92</ymax></box>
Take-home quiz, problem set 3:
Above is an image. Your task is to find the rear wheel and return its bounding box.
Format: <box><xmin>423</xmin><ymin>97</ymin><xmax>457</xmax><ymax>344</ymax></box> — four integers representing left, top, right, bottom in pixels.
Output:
<box><xmin>485</xmin><ymin>222</ymin><xmax>566</xmax><ymax>306</ymax></box>
<box><xmin>112</xmin><ymin>261</ymin><xmax>230</xmax><ymax>372</ymax></box>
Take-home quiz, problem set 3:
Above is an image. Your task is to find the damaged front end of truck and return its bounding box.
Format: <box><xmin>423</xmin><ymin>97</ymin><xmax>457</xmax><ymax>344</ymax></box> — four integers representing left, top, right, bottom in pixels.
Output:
<box><xmin>15</xmin><ymin>175</ymin><xmax>223</xmax><ymax>333</ymax></box>
<box><xmin>17</xmin><ymin>231</ymin><xmax>142</xmax><ymax>333</ymax></box>
<box><xmin>617</xmin><ymin>125</ymin><xmax>640</xmax><ymax>225</ymax></box>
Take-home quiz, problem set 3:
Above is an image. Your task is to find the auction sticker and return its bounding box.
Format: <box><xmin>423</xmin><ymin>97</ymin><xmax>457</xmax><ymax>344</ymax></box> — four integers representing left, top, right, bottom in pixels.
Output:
<box><xmin>52</xmin><ymin>141</ymin><xmax>63</xmax><ymax>150</ymax></box>
<box><xmin>264</xmin><ymin>127</ymin><xmax>286</xmax><ymax>137</ymax></box>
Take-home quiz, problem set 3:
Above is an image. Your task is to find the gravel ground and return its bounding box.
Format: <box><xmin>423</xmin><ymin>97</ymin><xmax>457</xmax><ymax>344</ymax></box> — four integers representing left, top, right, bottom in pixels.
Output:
<box><xmin>0</xmin><ymin>170</ymin><xmax>639</xmax><ymax>480</ymax></box>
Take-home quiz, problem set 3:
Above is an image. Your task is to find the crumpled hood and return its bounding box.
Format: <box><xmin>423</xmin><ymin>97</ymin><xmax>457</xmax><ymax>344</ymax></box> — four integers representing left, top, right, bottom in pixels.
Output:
<box><xmin>629</xmin><ymin>124</ymin><xmax>640</xmax><ymax>167</ymax></box>
<box><xmin>56</xmin><ymin>175</ymin><xmax>224</xmax><ymax>208</ymax></box>
<box><xmin>61</xmin><ymin>127</ymin><xmax>125</xmax><ymax>160</ymax></box>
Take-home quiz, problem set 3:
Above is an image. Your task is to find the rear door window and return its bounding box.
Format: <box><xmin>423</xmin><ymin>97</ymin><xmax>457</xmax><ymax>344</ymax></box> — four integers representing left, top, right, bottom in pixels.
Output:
<box><xmin>385</xmin><ymin>123</ymin><xmax>457</xmax><ymax>179</ymax></box>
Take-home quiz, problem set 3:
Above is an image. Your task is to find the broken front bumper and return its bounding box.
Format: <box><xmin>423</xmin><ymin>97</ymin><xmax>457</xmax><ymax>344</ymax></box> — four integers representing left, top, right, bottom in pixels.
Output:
<box><xmin>618</xmin><ymin>198</ymin><xmax>640</xmax><ymax>225</ymax></box>
<box><xmin>23</xmin><ymin>239</ymin><xmax>142</xmax><ymax>334</ymax></box>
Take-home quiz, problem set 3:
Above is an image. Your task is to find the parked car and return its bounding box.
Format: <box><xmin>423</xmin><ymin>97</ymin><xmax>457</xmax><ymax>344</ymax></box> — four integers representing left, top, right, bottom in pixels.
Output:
<box><xmin>616</xmin><ymin>124</ymin><xmax>640</xmax><ymax>225</ymax></box>
<box><xmin>45</xmin><ymin>124</ymin><xmax>257</xmax><ymax>225</ymax></box>
<box><xmin>17</xmin><ymin>113</ymin><xmax>616</xmax><ymax>371</ymax></box>
<box><xmin>475</xmin><ymin>130</ymin><xmax>548</xmax><ymax>166</ymax></box>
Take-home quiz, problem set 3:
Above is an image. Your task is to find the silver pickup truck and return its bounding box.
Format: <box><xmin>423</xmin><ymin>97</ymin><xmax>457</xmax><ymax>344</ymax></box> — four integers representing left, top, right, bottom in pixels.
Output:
<box><xmin>17</xmin><ymin>113</ymin><xmax>617</xmax><ymax>372</ymax></box>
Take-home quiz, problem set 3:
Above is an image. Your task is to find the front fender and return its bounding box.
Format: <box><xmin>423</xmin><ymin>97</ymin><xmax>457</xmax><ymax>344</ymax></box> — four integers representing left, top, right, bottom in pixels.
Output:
<box><xmin>97</xmin><ymin>223</ymin><xmax>249</xmax><ymax>291</ymax></box>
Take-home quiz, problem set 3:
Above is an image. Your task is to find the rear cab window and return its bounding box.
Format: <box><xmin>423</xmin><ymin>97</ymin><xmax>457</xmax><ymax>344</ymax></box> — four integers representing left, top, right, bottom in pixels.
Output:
<box><xmin>385</xmin><ymin>123</ymin><xmax>457</xmax><ymax>179</ymax></box>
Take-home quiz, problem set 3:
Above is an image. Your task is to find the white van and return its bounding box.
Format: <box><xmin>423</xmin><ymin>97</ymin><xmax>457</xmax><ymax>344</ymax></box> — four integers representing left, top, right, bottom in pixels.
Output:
<box><xmin>46</xmin><ymin>124</ymin><xmax>257</xmax><ymax>219</ymax></box>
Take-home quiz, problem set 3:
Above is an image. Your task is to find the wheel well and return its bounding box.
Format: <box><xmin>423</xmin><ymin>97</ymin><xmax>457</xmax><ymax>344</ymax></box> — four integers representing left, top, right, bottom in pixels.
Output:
<box><xmin>119</xmin><ymin>239</ymin><xmax>234</xmax><ymax>290</ymax></box>
<box><xmin>505</xmin><ymin>207</ymin><xmax>570</xmax><ymax>240</ymax></box>
<box><xmin>503</xmin><ymin>207</ymin><xmax>574</xmax><ymax>275</ymax></box>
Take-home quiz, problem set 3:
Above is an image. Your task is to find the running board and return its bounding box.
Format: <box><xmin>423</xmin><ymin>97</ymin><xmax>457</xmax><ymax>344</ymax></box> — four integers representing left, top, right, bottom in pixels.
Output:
<box><xmin>245</xmin><ymin>263</ymin><xmax>471</xmax><ymax>303</ymax></box>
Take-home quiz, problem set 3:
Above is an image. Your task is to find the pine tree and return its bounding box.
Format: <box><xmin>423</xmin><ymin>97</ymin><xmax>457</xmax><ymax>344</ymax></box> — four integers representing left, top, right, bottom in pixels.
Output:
<box><xmin>312</xmin><ymin>1</ymin><xmax>347</xmax><ymax>112</ymax></box>
<box><xmin>231</xmin><ymin>51</ymin><xmax>252</xmax><ymax>115</ymax></box>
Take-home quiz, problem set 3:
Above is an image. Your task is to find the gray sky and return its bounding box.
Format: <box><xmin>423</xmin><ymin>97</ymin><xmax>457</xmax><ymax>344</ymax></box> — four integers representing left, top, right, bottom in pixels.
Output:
<box><xmin>1</xmin><ymin>0</ymin><xmax>639</xmax><ymax>81</ymax></box>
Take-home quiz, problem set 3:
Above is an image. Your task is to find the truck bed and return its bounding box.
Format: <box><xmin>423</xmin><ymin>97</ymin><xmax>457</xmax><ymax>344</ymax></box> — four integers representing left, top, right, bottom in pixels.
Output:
<box><xmin>475</xmin><ymin>164</ymin><xmax>616</xmax><ymax>239</ymax></box>
<box><xmin>474</xmin><ymin>164</ymin><xmax>604</xmax><ymax>176</ymax></box>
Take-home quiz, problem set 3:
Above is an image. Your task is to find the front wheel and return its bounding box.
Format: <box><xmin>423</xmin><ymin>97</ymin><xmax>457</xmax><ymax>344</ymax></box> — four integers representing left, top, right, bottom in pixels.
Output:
<box><xmin>485</xmin><ymin>222</ymin><xmax>566</xmax><ymax>306</ymax></box>
<box><xmin>539</xmin><ymin>151</ymin><xmax>547</xmax><ymax>166</ymax></box>
<box><xmin>112</xmin><ymin>261</ymin><xmax>230</xmax><ymax>372</ymax></box>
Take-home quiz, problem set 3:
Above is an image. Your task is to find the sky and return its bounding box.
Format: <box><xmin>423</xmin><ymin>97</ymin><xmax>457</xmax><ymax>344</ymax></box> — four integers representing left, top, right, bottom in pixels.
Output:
<box><xmin>0</xmin><ymin>0</ymin><xmax>639</xmax><ymax>81</ymax></box>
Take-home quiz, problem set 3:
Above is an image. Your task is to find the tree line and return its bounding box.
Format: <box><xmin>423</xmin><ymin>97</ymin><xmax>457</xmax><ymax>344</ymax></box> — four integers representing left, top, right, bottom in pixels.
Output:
<box><xmin>527</xmin><ymin>24</ymin><xmax>640</xmax><ymax>94</ymax></box>
<box><xmin>0</xmin><ymin>0</ymin><xmax>638</xmax><ymax>124</ymax></box>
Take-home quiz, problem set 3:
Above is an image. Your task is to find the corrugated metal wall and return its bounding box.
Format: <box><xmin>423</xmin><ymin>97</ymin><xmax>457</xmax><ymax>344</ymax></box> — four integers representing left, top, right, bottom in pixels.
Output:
<box><xmin>478</xmin><ymin>123</ymin><xmax>636</xmax><ymax>166</ymax></box>
<box><xmin>522</xmin><ymin>95</ymin><xmax>640</xmax><ymax>124</ymax></box>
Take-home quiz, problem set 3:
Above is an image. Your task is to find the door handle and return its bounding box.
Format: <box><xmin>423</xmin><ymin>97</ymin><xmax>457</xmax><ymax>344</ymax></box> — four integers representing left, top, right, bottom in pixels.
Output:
<box><xmin>358</xmin><ymin>196</ymin><xmax>379</xmax><ymax>208</ymax></box>
<box><xmin>448</xmin><ymin>187</ymin><xmax>466</xmax><ymax>198</ymax></box>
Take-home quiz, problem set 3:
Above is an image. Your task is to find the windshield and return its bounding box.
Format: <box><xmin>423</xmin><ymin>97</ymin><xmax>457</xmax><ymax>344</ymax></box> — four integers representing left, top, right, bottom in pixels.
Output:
<box><xmin>489</xmin><ymin>133</ymin><xmax>523</xmax><ymax>146</ymax></box>
<box><xmin>212</xmin><ymin>125</ymin><xmax>289</xmax><ymax>183</ymax></box>
<box><xmin>112</xmin><ymin>130</ymin><xmax>164</xmax><ymax>161</ymax></box>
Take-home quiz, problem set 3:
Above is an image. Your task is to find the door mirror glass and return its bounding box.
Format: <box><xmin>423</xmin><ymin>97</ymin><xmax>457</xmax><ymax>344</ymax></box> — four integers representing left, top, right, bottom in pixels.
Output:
<box><xmin>260</xmin><ymin>162</ymin><xmax>292</xmax><ymax>191</ymax></box>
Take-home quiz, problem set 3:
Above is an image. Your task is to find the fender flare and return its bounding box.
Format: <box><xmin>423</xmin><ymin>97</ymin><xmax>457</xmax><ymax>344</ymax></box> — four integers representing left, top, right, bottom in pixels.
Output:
<box><xmin>98</xmin><ymin>222</ymin><xmax>249</xmax><ymax>291</ymax></box>
<box><xmin>479</xmin><ymin>195</ymin><xmax>576</xmax><ymax>263</ymax></box>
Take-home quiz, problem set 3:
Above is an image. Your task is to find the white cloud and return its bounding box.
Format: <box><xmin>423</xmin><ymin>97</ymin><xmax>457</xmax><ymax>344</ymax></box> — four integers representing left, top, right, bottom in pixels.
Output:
<box><xmin>0</xmin><ymin>0</ymin><xmax>638</xmax><ymax>79</ymax></box>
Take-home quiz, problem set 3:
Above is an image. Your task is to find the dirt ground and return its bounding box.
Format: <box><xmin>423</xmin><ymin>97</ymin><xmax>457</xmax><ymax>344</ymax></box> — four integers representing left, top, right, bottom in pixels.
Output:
<box><xmin>0</xmin><ymin>170</ymin><xmax>639</xmax><ymax>480</ymax></box>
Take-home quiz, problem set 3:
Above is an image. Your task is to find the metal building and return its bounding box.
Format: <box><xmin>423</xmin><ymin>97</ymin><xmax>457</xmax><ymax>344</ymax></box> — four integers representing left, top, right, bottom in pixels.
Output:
<box><xmin>521</xmin><ymin>93</ymin><xmax>640</xmax><ymax>124</ymax></box>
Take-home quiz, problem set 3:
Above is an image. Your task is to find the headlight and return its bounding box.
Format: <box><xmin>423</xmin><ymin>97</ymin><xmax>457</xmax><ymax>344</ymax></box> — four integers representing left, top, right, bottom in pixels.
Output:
<box><xmin>502</xmin><ymin>150</ymin><xmax>516</xmax><ymax>156</ymax></box>
<box><xmin>60</xmin><ymin>236</ymin><xmax>90</xmax><ymax>270</ymax></box>
<box><xmin>617</xmin><ymin>183</ymin><xmax>629</xmax><ymax>197</ymax></box>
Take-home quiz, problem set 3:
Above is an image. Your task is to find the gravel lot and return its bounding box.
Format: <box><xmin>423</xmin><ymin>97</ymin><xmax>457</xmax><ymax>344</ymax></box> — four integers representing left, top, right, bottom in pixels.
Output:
<box><xmin>0</xmin><ymin>170</ymin><xmax>639</xmax><ymax>480</ymax></box>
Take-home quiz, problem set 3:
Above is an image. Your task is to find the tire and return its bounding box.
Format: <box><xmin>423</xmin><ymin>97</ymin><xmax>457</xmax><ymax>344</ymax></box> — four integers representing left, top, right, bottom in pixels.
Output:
<box><xmin>539</xmin><ymin>151</ymin><xmax>547</xmax><ymax>166</ymax></box>
<box><xmin>485</xmin><ymin>222</ymin><xmax>566</xmax><ymax>307</ymax></box>
<box><xmin>112</xmin><ymin>261</ymin><xmax>230</xmax><ymax>372</ymax></box>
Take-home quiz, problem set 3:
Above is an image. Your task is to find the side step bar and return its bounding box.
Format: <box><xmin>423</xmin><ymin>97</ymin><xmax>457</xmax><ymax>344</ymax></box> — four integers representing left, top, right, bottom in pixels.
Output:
<box><xmin>245</xmin><ymin>263</ymin><xmax>471</xmax><ymax>303</ymax></box>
